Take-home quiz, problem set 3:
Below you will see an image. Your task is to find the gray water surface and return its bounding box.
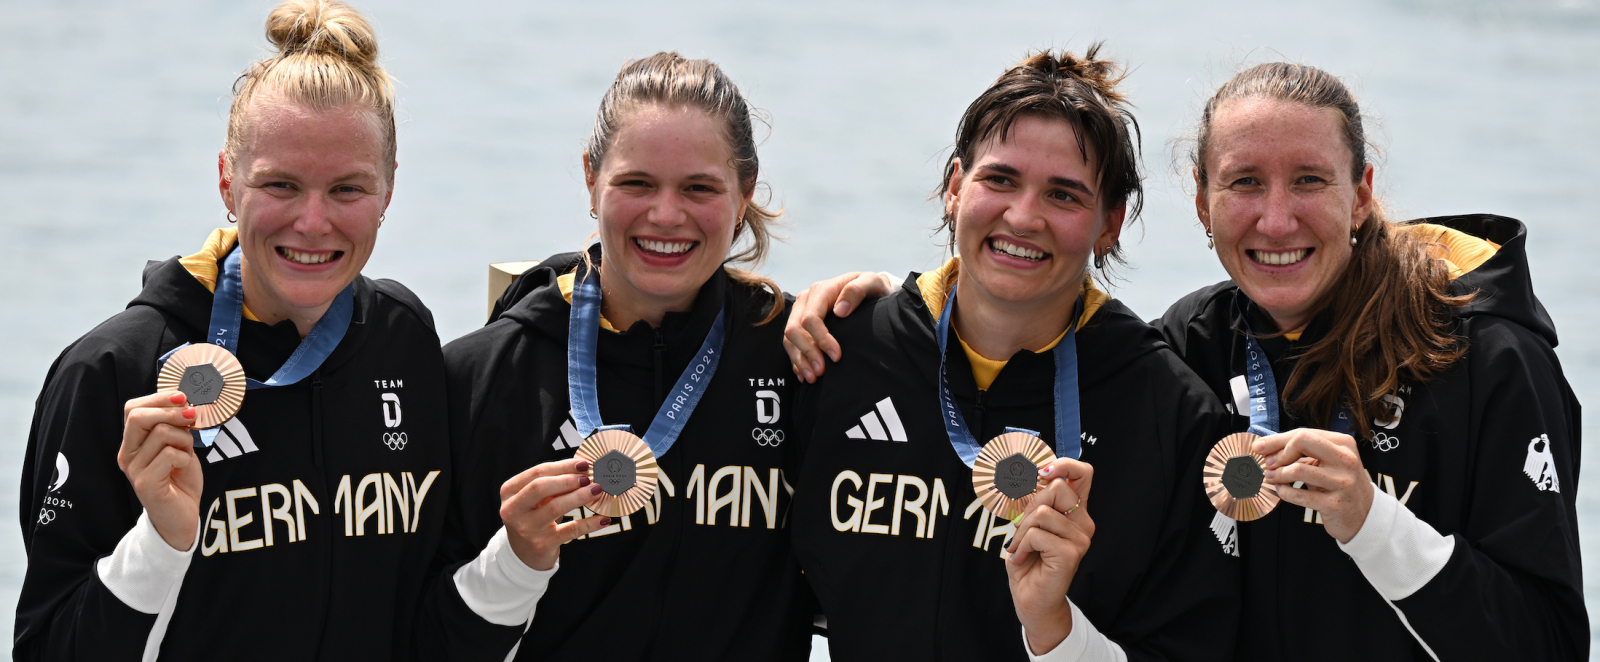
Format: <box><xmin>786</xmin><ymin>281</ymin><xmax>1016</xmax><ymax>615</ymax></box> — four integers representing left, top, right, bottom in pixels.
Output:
<box><xmin>3</xmin><ymin>0</ymin><xmax>1598</xmax><ymax>657</ymax></box>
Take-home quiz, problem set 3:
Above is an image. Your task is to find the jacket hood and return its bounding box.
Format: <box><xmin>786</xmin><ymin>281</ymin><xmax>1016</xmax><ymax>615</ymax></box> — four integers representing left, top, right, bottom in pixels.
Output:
<box><xmin>496</xmin><ymin>247</ymin><xmax>732</xmax><ymax>368</ymax></box>
<box><xmin>128</xmin><ymin>229</ymin><xmax>377</xmax><ymax>342</ymax></box>
<box><xmin>1420</xmin><ymin>214</ymin><xmax>1558</xmax><ymax>346</ymax></box>
<box><xmin>888</xmin><ymin>262</ymin><xmax>1170</xmax><ymax>392</ymax></box>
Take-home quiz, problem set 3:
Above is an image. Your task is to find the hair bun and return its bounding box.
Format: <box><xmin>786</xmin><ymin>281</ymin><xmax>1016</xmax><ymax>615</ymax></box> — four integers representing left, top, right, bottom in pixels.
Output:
<box><xmin>265</xmin><ymin>0</ymin><xmax>379</xmax><ymax>66</ymax></box>
<box><xmin>1016</xmin><ymin>45</ymin><xmax>1127</xmax><ymax>104</ymax></box>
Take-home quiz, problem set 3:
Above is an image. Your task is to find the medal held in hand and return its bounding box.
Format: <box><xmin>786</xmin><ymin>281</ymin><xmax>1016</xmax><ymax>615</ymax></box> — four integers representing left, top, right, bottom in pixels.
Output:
<box><xmin>575</xmin><ymin>429</ymin><xmax>660</xmax><ymax>518</ymax></box>
<box><xmin>972</xmin><ymin>430</ymin><xmax>1056</xmax><ymax>520</ymax></box>
<box><xmin>156</xmin><ymin>344</ymin><xmax>246</xmax><ymax>430</ymax></box>
<box><xmin>1203</xmin><ymin>432</ymin><xmax>1279</xmax><ymax>521</ymax></box>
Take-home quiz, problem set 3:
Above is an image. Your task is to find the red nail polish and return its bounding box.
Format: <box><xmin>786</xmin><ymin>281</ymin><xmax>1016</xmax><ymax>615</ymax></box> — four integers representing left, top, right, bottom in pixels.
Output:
<box><xmin>170</xmin><ymin>393</ymin><xmax>186</xmax><ymax>404</ymax></box>
<box><xmin>590</xmin><ymin>484</ymin><xmax>604</xmax><ymax>495</ymax></box>
<box><xmin>576</xmin><ymin>461</ymin><xmax>591</xmax><ymax>472</ymax></box>
<box><xmin>182</xmin><ymin>407</ymin><xmax>196</xmax><ymax>418</ymax></box>
<box><xmin>600</xmin><ymin>517</ymin><xmax>613</xmax><ymax>527</ymax></box>
<box><xmin>578</xmin><ymin>476</ymin><xmax>591</xmax><ymax>488</ymax></box>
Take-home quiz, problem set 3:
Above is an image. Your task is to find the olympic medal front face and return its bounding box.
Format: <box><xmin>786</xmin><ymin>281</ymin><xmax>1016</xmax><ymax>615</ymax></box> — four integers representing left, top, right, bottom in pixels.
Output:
<box><xmin>576</xmin><ymin>429</ymin><xmax>660</xmax><ymax>517</ymax></box>
<box><xmin>156</xmin><ymin>344</ymin><xmax>246</xmax><ymax>430</ymax></box>
<box><xmin>1202</xmin><ymin>432</ymin><xmax>1280</xmax><ymax>521</ymax></box>
<box><xmin>972</xmin><ymin>431</ymin><xmax>1057</xmax><ymax>520</ymax></box>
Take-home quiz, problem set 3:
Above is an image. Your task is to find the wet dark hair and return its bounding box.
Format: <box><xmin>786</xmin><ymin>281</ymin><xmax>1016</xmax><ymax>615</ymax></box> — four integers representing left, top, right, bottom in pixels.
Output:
<box><xmin>937</xmin><ymin>43</ymin><xmax>1143</xmax><ymax>275</ymax></box>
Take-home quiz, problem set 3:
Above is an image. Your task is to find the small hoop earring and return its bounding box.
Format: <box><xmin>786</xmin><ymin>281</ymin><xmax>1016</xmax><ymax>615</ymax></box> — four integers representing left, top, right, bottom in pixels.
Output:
<box><xmin>589</xmin><ymin>208</ymin><xmax>598</xmax><ymax>220</ymax></box>
<box><xmin>1013</xmin><ymin>230</ymin><xmax>1026</xmax><ymax>237</ymax></box>
<box><xmin>379</xmin><ymin>214</ymin><xmax>386</xmax><ymax>225</ymax></box>
<box><xmin>226</xmin><ymin>210</ymin><xmax>237</xmax><ymax>224</ymax></box>
<box><xmin>1093</xmin><ymin>251</ymin><xmax>1105</xmax><ymax>270</ymax></box>
<box><xmin>1205</xmin><ymin>229</ymin><xmax>1214</xmax><ymax>250</ymax></box>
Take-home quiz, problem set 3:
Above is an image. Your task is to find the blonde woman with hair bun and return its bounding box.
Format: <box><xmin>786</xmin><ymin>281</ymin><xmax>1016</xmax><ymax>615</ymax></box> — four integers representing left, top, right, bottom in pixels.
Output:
<box><xmin>15</xmin><ymin>1</ymin><xmax>484</xmax><ymax>659</ymax></box>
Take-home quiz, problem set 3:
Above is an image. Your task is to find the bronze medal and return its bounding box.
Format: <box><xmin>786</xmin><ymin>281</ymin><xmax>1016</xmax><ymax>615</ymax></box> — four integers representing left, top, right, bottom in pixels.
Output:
<box><xmin>155</xmin><ymin>344</ymin><xmax>246</xmax><ymax>429</ymax></box>
<box><xmin>576</xmin><ymin>428</ymin><xmax>660</xmax><ymax>517</ymax></box>
<box><xmin>1203</xmin><ymin>432</ymin><xmax>1279</xmax><ymax>521</ymax></box>
<box><xmin>972</xmin><ymin>430</ymin><xmax>1056</xmax><ymax>520</ymax></box>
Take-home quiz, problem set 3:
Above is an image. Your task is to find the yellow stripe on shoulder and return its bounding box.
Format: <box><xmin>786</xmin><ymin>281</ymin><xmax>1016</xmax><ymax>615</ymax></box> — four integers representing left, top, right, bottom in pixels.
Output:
<box><xmin>179</xmin><ymin>228</ymin><xmax>260</xmax><ymax>322</ymax></box>
<box><xmin>557</xmin><ymin>272</ymin><xmax>619</xmax><ymax>333</ymax></box>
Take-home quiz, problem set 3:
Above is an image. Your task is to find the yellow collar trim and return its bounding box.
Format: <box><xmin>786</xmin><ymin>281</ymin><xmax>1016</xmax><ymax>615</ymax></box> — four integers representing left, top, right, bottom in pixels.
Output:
<box><xmin>556</xmin><ymin>272</ymin><xmax>620</xmax><ymax>333</ymax></box>
<box><xmin>179</xmin><ymin>228</ymin><xmax>260</xmax><ymax>323</ymax></box>
<box><xmin>917</xmin><ymin>255</ymin><xmax>1106</xmax><ymax>390</ymax></box>
<box><xmin>1400</xmin><ymin>223</ymin><xmax>1500</xmax><ymax>280</ymax></box>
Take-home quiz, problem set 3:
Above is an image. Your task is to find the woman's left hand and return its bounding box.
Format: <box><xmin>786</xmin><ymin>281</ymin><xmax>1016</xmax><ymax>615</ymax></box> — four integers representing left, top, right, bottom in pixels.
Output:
<box><xmin>1254</xmin><ymin>428</ymin><xmax>1374</xmax><ymax>544</ymax></box>
<box><xmin>1004</xmin><ymin>457</ymin><xmax>1095</xmax><ymax>655</ymax></box>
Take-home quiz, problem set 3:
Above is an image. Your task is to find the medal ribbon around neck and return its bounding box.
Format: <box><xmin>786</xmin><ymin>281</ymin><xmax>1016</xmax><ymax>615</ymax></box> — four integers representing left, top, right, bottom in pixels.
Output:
<box><xmin>163</xmin><ymin>245</ymin><xmax>355</xmax><ymax>446</ymax></box>
<box><xmin>1237</xmin><ymin>303</ymin><xmax>1352</xmax><ymax>436</ymax></box>
<box><xmin>935</xmin><ymin>284</ymin><xmax>1083</xmax><ymax>467</ymax></box>
<box><xmin>566</xmin><ymin>266</ymin><xmax>727</xmax><ymax>458</ymax></box>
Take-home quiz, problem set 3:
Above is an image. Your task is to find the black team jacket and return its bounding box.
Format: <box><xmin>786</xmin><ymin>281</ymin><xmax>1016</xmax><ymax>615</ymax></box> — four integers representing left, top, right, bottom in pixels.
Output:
<box><xmin>1155</xmin><ymin>214</ymin><xmax>1587</xmax><ymax>660</ymax></box>
<box><xmin>789</xmin><ymin>262</ymin><xmax>1239</xmax><ymax>661</ymax></box>
<box><xmin>429</xmin><ymin>251</ymin><xmax>812</xmax><ymax>661</ymax></box>
<box><xmin>15</xmin><ymin>240</ymin><xmax>451</xmax><ymax>660</ymax></box>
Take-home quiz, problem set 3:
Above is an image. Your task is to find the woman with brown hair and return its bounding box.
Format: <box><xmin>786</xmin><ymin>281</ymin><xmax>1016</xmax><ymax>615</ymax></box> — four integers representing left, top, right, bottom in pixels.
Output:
<box><xmin>431</xmin><ymin>52</ymin><xmax>812</xmax><ymax>660</ymax></box>
<box><xmin>1152</xmin><ymin>62</ymin><xmax>1586</xmax><ymax>660</ymax></box>
<box><xmin>786</xmin><ymin>46</ymin><xmax>1237</xmax><ymax>662</ymax></box>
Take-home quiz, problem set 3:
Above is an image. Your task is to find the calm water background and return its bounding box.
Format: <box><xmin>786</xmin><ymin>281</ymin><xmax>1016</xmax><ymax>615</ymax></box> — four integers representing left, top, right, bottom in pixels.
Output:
<box><xmin>2</xmin><ymin>0</ymin><xmax>1598</xmax><ymax>656</ymax></box>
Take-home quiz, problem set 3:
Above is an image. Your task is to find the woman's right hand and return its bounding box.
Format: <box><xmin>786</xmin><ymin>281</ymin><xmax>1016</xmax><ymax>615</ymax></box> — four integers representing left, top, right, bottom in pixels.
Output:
<box><xmin>783</xmin><ymin>271</ymin><xmax>896</xmax><ymax>383</ymax></box>
<box><xmin>119</xmin><ymin>391</ymin><xmax>204</xmax><ymax>552</ymax></box>
<box><xmin>498</xmin><ymin>458</ymin><xmax>612</xmax><ymax>571</ymax></box>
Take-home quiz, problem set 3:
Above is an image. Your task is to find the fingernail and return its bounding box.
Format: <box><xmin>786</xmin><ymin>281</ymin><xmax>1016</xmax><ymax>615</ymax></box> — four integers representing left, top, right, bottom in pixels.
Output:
<box><xmin>1264</xmin><ymin>469</ymin><xmax>1276</xmax><ymax>480</ymax></box>
<box><xmin>169</xmin><ymin>393</ymin><xmax>186</xmax><ymax>404</ymax></box>
<box><xmin>825</xmin><ymin>350</ymin><xmax>839</xmax><ymax>362</ymax></box>
<box><xmin>800</xmin><ymin>369</ymin><xmax>813</xmax><ymax>382</ymax></box>
<box><xmin>182</xmin><ymin>407</ymin><xmax>196</xmax><ymax>419</ymax></box>
<box><xmin>812</xmin><ymin>359</ymin><xmax>824</xmax><ymax>373</ymax></box>
<box><xmin>1039</xmin><ymin>465</ymin><xmax>1053</xmax><ymax>475</ymax></box>
<box><xmin>579</xmin><ymin>477</ymin><xmax>591</xmax><ymax>488</ymax></box>
<box><xmin>600</xmin><ymin>517</ymin><xmax>613</xmax><ymax>527</ymax></box>
<box><xmin>576</xmin><ymin>461</ymin><xmax>591</xmax><ymax>472</ymax></box>
<box><xmin>1265</xmin><ymin>454</ymin><xmax>1277</xmax><ymax>467</ymax></box>
<box><xmin>590</xmin><ymin>484</ymin><xmax>604</xmax><ymax>495</ymax></box>
<box><xmin>835</xmin><ymin>302</ymin><xmax>851</xmax><ymax>316</ymax></box>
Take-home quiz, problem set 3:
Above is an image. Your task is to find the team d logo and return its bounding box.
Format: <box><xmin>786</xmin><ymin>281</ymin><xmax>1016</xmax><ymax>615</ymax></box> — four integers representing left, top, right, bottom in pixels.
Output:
<box><xmin>755</xmin><ymin>390</ymin><xmax>780</xmax><ymax>424</ymax></box>
<box><xmin>1523</xmin><ymin>434</ymin><xmax>1559</xmax><ymax>493</ymax></box>
<box><xmin>380</xmin><ymin>392</ymin><xmax>407</xmax><ymax>451</ymax></box>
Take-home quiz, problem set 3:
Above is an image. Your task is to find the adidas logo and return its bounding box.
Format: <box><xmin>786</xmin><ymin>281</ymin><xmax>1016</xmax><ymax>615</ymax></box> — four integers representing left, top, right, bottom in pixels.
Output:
<box><xmin>552</xmin><ymin>412</ymin><xmax>584</xmax><ymax>450</ymax></box>
<box><xmin>845</xmin><ymin>397</ymin><xmax>908</xmax><ymax>442</ymax></box>
<box><xmin>202</xmin><ymin>418</ymin><xmax>259</xmax><ymax>464</ymax></box>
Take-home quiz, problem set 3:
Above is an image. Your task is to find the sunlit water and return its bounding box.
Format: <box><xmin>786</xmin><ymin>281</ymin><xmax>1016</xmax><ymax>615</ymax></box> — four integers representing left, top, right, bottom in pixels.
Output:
<box><xmin>2</xmin><ymin>0</ymin><xmax>1597</xmax><ymax>657</ymax></box>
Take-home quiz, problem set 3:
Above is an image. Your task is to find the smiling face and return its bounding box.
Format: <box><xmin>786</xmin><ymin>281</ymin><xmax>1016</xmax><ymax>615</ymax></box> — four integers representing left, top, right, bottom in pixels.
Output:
<box><xmin>946</xmin><ymin>114</ymin><xmax>1125</xmax><ymax>313</ymax></box>
<box><xmin>585</xmin><ymin>104</ymin><xmax>750</xmax><ymax>324</ymax></box>
<box><xmin>1197</xmin><ymin>97</ymin><xmax>1373</xmax><ymax>332</ymax></box>
<box><xmin>219</xmin><ymin>95</ymin><xmax>392</xmax><ymax>327</ymax></box>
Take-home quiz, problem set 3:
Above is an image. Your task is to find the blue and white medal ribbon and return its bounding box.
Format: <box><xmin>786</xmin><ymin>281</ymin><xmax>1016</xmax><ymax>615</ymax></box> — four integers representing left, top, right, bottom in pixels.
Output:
<box><xmin>567</xmin><ymin>267</ymin><xmax>726</xmax><ymax>458</ymax></box>
<box><xmin>1238</xmin><ymin>306</ymin><xmax>1352</xmax><ymax>436</ymax></box>
<box><xmin>935</xmin><ymin>284</ymin><xmax>1083</xmax><ymax>468</ymax></box>
<box><xmin>161</xmin><ymin>245</ymin><xmax>355</xmax><ymax>446</ymax></box>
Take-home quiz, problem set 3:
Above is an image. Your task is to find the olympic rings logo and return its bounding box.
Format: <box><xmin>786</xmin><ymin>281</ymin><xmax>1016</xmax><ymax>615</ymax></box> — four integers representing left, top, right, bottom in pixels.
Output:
<box><xmin>37</xmin><ymin>508</ymin><xmax>55</xmax><ymax>525</ymax></box>
<box><xmin>751</xmin><ymin>428</ymin><xmax>785</xmax><ymax>446</ymax></box>
<box><xmin>1370</xmin><ymin>432</ymin><xmax>1399</xmax><ymax>452</ymax></box>
<box><xmin>383</xmin><ymin>432</ymin><xmax>409</xmax><ymax>451</ymax></box>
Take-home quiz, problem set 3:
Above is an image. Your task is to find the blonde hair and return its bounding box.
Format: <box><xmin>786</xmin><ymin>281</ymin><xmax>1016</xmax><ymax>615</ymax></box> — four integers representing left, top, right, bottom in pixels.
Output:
<box><xmin>225</xmin><ymin>0</ymin><xmax>396</xmax><ymax>175</ymax></box>
<box><xmin>584</xmin><ymin>52</ymin><xmax>784</xmax><ymax>325</ymax></box>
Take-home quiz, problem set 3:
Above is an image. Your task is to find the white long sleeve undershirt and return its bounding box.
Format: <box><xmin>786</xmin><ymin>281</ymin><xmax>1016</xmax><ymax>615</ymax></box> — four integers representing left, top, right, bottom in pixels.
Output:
<box><xmin>1023</xmin><ymin>599</ymin><xmax>1128</xmax><ymax>662</ymax></box>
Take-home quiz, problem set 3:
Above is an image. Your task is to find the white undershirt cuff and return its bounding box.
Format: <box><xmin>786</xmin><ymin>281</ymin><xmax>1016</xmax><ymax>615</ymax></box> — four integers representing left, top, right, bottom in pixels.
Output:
<box><xmin>1338</xmin><ymin>487</ymin><xmax>1455</xmax><ymax>601</ymax></box>
<box><xmin>94</xmin><ymin>511</ymin><xmax>194</xmax><ymax>615</ymax></box>
<box><xmin>1024</xmin><ymin>599</ymin><xmax>1129</xmax><ymax>662</ymax></box>
<box><xmin>452</xmin><ymin>527</ymin><xmax>559</xmax><ymax>626</ymax></box>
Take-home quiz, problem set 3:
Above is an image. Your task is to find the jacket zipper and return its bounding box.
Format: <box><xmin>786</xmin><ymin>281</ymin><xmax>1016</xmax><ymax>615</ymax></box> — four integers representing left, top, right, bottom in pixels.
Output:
<box><xmin>972</xmin><ymin>388</ymin><xmax>987</xmax><ymax>441</ymax></box>
<box><xmin>653</xmin><ymin>327</ymin><xmax>667</xmax><ymax>405</ymax></box>
<box><xmin>311</xmin><ymin>369</ymin><xmax>324</xmax><ymax>468</ymax></box>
